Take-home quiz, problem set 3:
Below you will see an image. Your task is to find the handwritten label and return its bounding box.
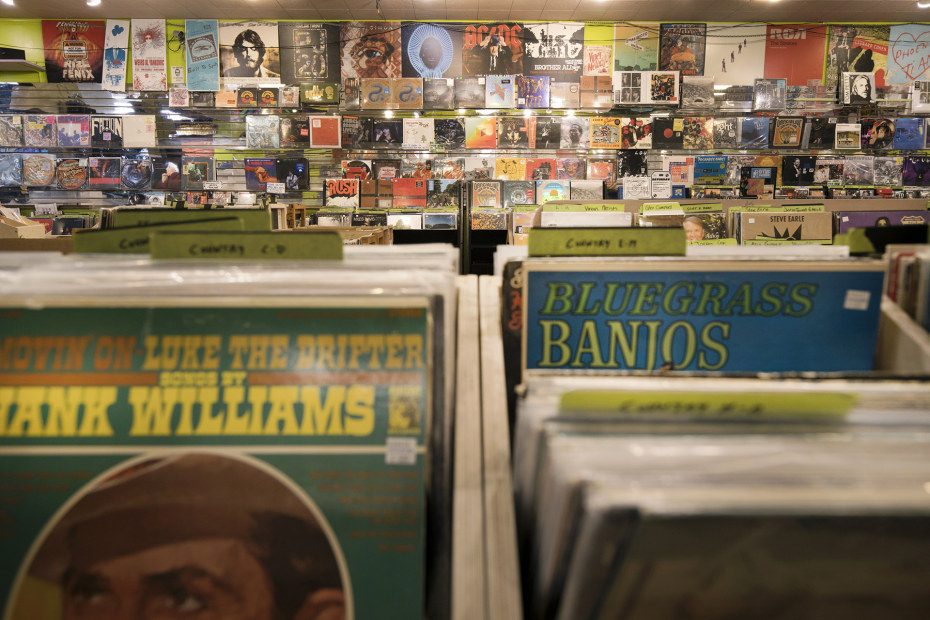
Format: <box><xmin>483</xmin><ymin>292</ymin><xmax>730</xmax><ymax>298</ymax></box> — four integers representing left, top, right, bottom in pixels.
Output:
<box><xmin>203</xmin><ymin>181</ymin><xmax>223</xmax><ymax>190</ymax></box>
<box><xmin>149</xmin><ymin>231</ymin><xmax>344</xmax><ymax>260</ymax></box>
<box><xmin>528</xmin><ymin>227</ymin><xmax>686</xmax><ymax>257</ymax></box>
<box><xmin>266</xmin><ymin>182</ymin><xmax>285</xmax><ymax>194</ymax></box>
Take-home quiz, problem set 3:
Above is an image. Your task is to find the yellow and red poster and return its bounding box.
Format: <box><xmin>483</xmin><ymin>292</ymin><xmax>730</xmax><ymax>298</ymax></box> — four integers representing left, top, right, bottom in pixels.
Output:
<box><xmin>42</xmin><ymin>20</ymin><xmax>105</xmax><ymax>83</ymax></box>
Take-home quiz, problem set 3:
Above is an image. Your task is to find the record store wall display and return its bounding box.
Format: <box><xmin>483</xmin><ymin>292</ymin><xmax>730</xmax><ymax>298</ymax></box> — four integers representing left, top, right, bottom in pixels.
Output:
<box><xmin>7</xmin><ymin>19</ymin><xmax>930</xmax><ymax>216</ymax></box>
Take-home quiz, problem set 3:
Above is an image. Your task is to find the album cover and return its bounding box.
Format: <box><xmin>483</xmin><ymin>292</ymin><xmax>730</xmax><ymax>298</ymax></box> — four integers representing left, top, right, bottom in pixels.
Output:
<box><xmin>486</xmin><ymin>75</ymin><xmax>515</xmax><ymax>108</ymax></box>
<box><xmin>402</xmin><ymin>118</ymin><xmax>434</xmax><ymax>150</ymax></box>
<box><xmin>536</xmin><ymin>180</ymin><xmax>569</xmax><ymax>203</ymax></box>
<box><xmin>392</xmin><ymin>177</ymin><xmax>428</xmax><ymax>207</ymax></box>
<box><xmin>325</xmin><ymin>177</ymin><xmax>360</xmax><ymax>207</ymax></box>
<box><xmin>0</xmin><ymin>153</ymin><xmax>22</xmax><ymax>186</ymax></box>
<box><xmin>549</xmin><ymin>81</ymin><xmax>580</xmax><ymax>108</ymax></box>
<box><xmin>842</xmin><ymin>71</ymin><xmax>876</xmax><ymax>105</ymax></box>
<box><xmin>771</xmin><ymin>116</ymin><xmax>804</xmax><ymax>148</ymax></box>
<box><xmin>465</xmin><ymin>117</ymin><xmax>497</xmax><ymax>149</ymax></box>
<box><xmin>620</xmin><ymin>117</ymin><xmax>652</xmax><ymax>149</ymax></box>
<box><xmin>652</xmin><ymin>117</ymin><xmax>684</xmax><ymax>150</ymax></box>
<box><xmin>372</xmin><ymin>119</ymin><xmax>403</xmax><ymax>146</ymax></box>
<box><xmin>495</xmin><ymin>158</ymin><xmax>525</xmax><ymax>181</ymax></box>
<box><xmin>281</xmin><ymin>86</ymin><xmax>300</xmax><ymax>108</ymax></box>
<box><xmin>501</xmin><ymin>180</ymin><xmax>535</xmax><ymax>207</ymax></box>
<box><xmin>151</xmin><ymin>156</ymin><xmax>182</xmax><ymax>190</ymax></box>
<box><xmin>237</xmin><ymin>87</ymin><xmax>259</xmax><ymax>108</ymax></box>
<box><xmin>24</xmin><ymin>115</ymin><xmax>57</xmax><ymax>148</ymax></box>
<box><xmin>372</xmin><ymin>158</ymin><xmax>402</xmax><ymax>180</ymax></box>
<box><xmin>219</xmin><ymin>20</ymin><xmax>281</xmax><ymax>85</ymax></box>
<box><xmin>560</xmin><ymin>117</ymin><xmax>590</xmax><ymax>149</ymax></box>
<box><xmin>454</xmin><ymin>76</ymin><xmax>487</xmax><ymax>108</ymax></box>
<box><xmin>22</xmin><ymin>154</ymin><xmax>56</xmax><ymax>187</ymax></box>
<box><xmin>753</xmin><ymin>78</ymin><xmax>787</xmax><ymax>111</ymax></box>
<box><xmin>861</xmin><ymin>118</ymin><xmax>895</xmax><ymax>151</ymax></box>
<box><xmin>802</xmin><ymin>117</ymin><xmax>837</xmax><ymax>150</ymax></box>
<box><xmin>659</xmin><ymin>23</ymin><xmax>706</xmax><ymax>76</ymax></box>
<box><xmin>341</xmin><ymin>77</ymin><xmax>360</xmax><ymax>111</ymax></box>
<box><xmin>842</xmin><ymin>155</ymin><xmax>874</xmax><ymax>186</ymax></box>
<box><xmin>873</xmin><ymin>156</ymin><xmax>903</xmax><ymax>186</ymax></box>
<box><xmin>903</xmin><ymin>156</ymin><xmax>930</xmax><ymax>186</ymax></box>
<box><xmin>526</xmin><ymin>158</ymin><xmax>558</xmax><ymax>181</ymax></box>
<box><xmin>498</xmin><ymin>117</ymin><xmax>531</xmax><ymax>149</ymax></box>
<box><xmin>644</xmin><ymin>71</ymin><xmax>680</xmax><ymax>104</ymax></box>
<box><xmin>461</xmin><ymin>22</ymin><xmax>524</xmax><ymax>76</ymax></box>
<box><xmin>339</xmin><ymin>21</ymin><xmax>401</xmax><ymax>79</ymax></box>
<box><xmin>814</xmin><ymin>157</ymin><xmax>844</xmax><ymax>186</ymax></box>
<box><xmin>91</xmin><ymin>115</ymin><xmax>122</xmax><ymax>149</ymax></box>
<box><xmin>590</xmin><ymin>117</ymin><xmax>623</xmax><ymax>149</ymax></box>
<box><xmin>557</xmin><ymin>158</ymin><xmax>586</xmax><ymax>180</ymax></box>
<box><xmin>393</xmin><ymin>77</ymin><xmax>424</xmax><ymax>110</ymax></box>
<box><xmin>911</xmin><ymin>80</ymin><xmax>930</xmax><ymax>113</ymax></box>
<box><xmin>300</xmin><ymin>82</ymin><xmax>339</xmax><ymax>105</ymax></box>
<box><xmin>278</xmin><ymin>22</ymin><xmax>341</xmax><ymax>84</ymax></box>
<box><xmin>835</xmin><ymin>123</ymin><xmax>861</xmax><ymax>149</ymax></box>
<box><xmin>586</xmin><ymin>158</ymin><xmax>615</xmax><ymax>184</ymax></box>
<box><xmin>570</xmin><ymin>180</ymin><xmax>604</xmax><ymax>200</ymax></box>
<box><xmin>341</xmin><ymin>115</ymin><xmax>373</xmax><ymax>148</ymax></box>
<box><xmin>360</xmin><ymin>78</ymin><xmax>394</xmax><ymax>110</ymax></box>
<box><xmin>893</xmin><ymin>117</ymin><xmax>925</xmax><ymax>150</ymax></box>
<box><xmin>401</xmin><ymin>157</ymin><xmax>432</xmax><ymax>179</ymax></box>
<box><xmin>244</xmin><ymin>157</ymin><xmax>278</xmax><ymax>191</ymax></box>
<box><xmin>693</xmin><ymin>155</ymin><xmax>727</xmax><ymax>185</ymax></box>
<box><xmin>245</xmin><ymin>115</ymin><xmax>280</xmax><ymax>148</ymax></box>
<box><xmin>257</xmin><ymin>87</ymin><xmax>279</xmax><ymax>108</ymax></box>
<box><xmin>516</xmin><ymin>75</ymin><xmax>550</xmax><ymax>108</ymax></box>
<box><xmin>738</xmin><ymin>117</ymin><xmax>770</xmax><ymax>149</ymax></box>
<box><xmin>739</xmin><ymin>166</ymin><xmax>776</xmax><ymax>197</ymax></box>
<box><xmin>681</xmin><ymin>75</ymin><xmax>715</xmax><ymax>109</ymax></box>
<box><xmin>712</xmin><ymin>118</ymin><xmax>738</xmax><ymax>149</ymax></box>
<box><xmin>120</xmin><ymin>156</ymin><xmax>153</xmax><ymax>191</ymax></box>
<box><xmin>279</xmin><ymin>116</ymin><xmax>310</xmax><ymax>146</ymax></box>
<box><xmin>614</xmin><ymin>71</ymin><xmax>643</xmax><ymax>105</ymax></box>
<box><xmin>42</xmin><ymin>19</ymin><xmax>105</xmax><ymax>83</ymax></box>
<box><xmin>617</xmin><ymin>150</ymin><xmax>648</xmax><ymax>178</ymax></box>
<box><xmin>401</xmin><ymin>22</ymin><xmax>462</xmax><ymax>79</ymax></box>
<box><xmin>463</xmin><ymin>157</ymin><xmax>495</xmax><ymax>180</ymax></box>
<box><xmin>780</xmin><ymin>155</ymin><xmax>816</xmax><ymax>186</ymax></box>
<box><xmin>534</xmin><ymin>117</ymin><xmax>562</xmax><ymax>150</ymax></box>
<box><xmin>0</xmin><ymin>115</ymin><xmax>22</xmax><ymax>147</ymax></box>
<box><xmin>433</xmin><ymin>118</ymin><xmax>466</xmax><ymax>150</ymax></box>
<box><xmin>342</xmin><ymin>159</ymin><xmax>373</xmax><ymax>180</ymax></box>
<box><xmin>182</xmin><ymin>156</ymin><xmax>214</xmax><ymax>190</ymax></box>
<box><xmin>521</xmin><ymin>22</ymin><xmax>584</xmax><ymax>81</ymax></box>
<box><xmin>579</xmin><ymin>75</ymin><xmax>613</xmax><ymax>108</ymax></box>
<box><xmin>433</xmin><ymin>158</ymin><xmax>465</xmax><ymax>180</ymax></box>
<box><xmin>682</xmin><ymin>117</ymin><xmax>713</xmax><ymax>150</ymax></box>
<box><xmin>423</xmin><ymin>78</ymin><xmax>454</xmax><ymax>109</ymax></box>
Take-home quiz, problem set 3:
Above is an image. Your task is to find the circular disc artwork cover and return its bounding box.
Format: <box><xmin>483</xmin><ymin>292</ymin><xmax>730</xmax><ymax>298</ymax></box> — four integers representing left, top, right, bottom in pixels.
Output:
<box><xmin>22</xmin><ymin>154</ymin><xmax>56</xmax><ymax>186</ymax></box>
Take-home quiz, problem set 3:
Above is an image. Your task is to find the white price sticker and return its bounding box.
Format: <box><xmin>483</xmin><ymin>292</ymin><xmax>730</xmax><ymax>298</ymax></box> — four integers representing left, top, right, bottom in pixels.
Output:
<box><xmin>202</xmin><ymin>181</ymin><xmax>223</xmax><ymax>190</ymax></box>
<box><xmin>844</xmin><ymin>290</ymin><xmax>871</xmax><ymax>311</ymax></box>
<box><xmin>266</xmin><ymin>182</ymin><xmax>285</xmax><ymax>194</ymax></box>
<box><xmin>385</xmin><ymin>437</ymin><xmax>417</xmax><ymax>465</ymax></box>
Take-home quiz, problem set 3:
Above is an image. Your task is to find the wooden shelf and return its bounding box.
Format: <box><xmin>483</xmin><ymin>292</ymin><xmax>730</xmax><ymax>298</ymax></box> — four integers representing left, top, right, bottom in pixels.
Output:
<box><xmin>0</xmin><ymin>59</ymin><xmax>44</xmax><ymax>72</ymax></box>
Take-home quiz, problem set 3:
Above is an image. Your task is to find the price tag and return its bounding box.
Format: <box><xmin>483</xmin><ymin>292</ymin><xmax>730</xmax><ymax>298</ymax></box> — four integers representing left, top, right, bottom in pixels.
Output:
<box><xmin>266</xmin><ymin>182</ymin><xmax>285</xmax><ymax>194</ymax></box>
<box><xmin>385</xmin><ymin>437</ymin><xmax>417</xmax><ymax>465</ymax></box>
<box><xmin>202</xmin><ymin>181</ymin><xmax>223</xmax><ymax>190</ymax></box>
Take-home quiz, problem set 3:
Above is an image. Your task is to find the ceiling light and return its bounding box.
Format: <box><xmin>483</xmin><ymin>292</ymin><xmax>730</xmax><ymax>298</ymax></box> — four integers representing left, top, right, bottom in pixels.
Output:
<box><xmin>87</xmin><ymin>0</ymin><xmax>101</xmax><ymax>5</ymax></box>
<box><xmin>919</xmin><ymin>0</ymin><xmax>930</xmax><ymax>7</ymax></box>
<box><xmin>1</xmin><ymin>0</ymin><xmax>15</xmax><ymax>6</ymax></box>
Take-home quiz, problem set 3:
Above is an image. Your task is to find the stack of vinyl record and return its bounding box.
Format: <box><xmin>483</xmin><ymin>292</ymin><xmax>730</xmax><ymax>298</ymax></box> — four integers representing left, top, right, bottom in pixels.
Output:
<box><xmin>513</xmin><ymin>375</ymin><xmax>930</xmax><ymax>620</ymax></box>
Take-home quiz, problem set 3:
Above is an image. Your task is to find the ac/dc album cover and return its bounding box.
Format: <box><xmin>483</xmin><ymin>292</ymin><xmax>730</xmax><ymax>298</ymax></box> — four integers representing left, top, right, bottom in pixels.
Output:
<box><xmin>516</xmin><ymin>75</ymin><xmax>550</xmax><ymax>108</ymax></box>
<box><xmin>0</xmin><ymin>115</ymin><xmax>22</xmax><ymax>147</ymax></box>
<box><xmin>557</xmin><ymin>157</ymin><xmax>586</xmax><ymax>180</ymax></box>
<box><xmin>486</xmin><ymin>75</ymin><xmax>515</xmax><ymax>108</ymax></box>
<box><xmin>244</xmin><ymin>157</ymin><xmax>278</xmax><ymax>191</ymax></box>
<box><xmin>120</xmin><ymin>156</ymin><xmax>153</xmax><ymax>191</ymax></box>
<box><xmin>401</xmin><ymin>22</ymin><xmax>463</xmax><ymax>79</ymax></box>
<box><xmin>433</xmin><ymin>118</ymin><xmax>466</xmax><ymax>150</ymax></box>
<box><xmin>771</xmin><ymin>116</ymin><xmax>804</xmax><ymax>148</ymax></box>
<box><xmin>534</xmin><ymin>117</ymin><xmax>561</xmax><ymax>149</ymax></box>
<box><xmin>658</xmin><ymin>23</ymin><xmax>706</xmax><ymax>76</ymax></box>
<box><xmin>91</xmin><ymin>115</ymin><xmax>122</xmax><ymax>149</ymax></box>
<box><xmin>454</xmin><ymin>76</ymin><xmax>486</xmax><ymax>108</ymax></box>
<box><xmin>780</xmin><ymin>155</ymin><xmax>816</xmax><ymax>186</ymax></box>
<box><xmin>279</xmin><ymin>116</ymin><xmax>310</xmax><ymax>146</ymax></box>
<box><xmin>423</xmin><ymin>78</ymin><xmax>454</xmax><ymax>109</ymax></box>
<box><xmin>151</xmin><ymin>156</ymin><xmax>182</xmax><ymax>190</ymax></box>
<box><xmin>498</xmin><ymin>117</ymin><xmax>531</xmax><ymax>149</ymax></box>
<box><xmin>278</xmin><ymin>22</ymin><xmax>341</xmax><ymax>84</ymax></box>
<box><xmin>461</xmin><ymin>23</ymin><xmax>524</xmax><ymax>77</ymax></box>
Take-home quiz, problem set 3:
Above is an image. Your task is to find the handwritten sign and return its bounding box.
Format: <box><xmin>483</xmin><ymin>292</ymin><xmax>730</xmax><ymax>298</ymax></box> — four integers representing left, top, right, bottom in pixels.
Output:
<box><xmin>889</xmin><ymin>25</ymin><xmax>930</xmax><ymax>85</ymax></box>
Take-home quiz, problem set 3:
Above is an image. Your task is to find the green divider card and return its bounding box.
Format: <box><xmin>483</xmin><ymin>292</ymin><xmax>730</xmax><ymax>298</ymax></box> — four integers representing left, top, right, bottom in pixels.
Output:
<box><xmin>739</xmin><ymin>205</ymin><xmax>825</xmax><ymax>213</ymax></box>
<box><xmin>639</xmin><ymin>202</ymin><xmax>681</xmax><ymax>213</ymax></box>
<box><xmin>690</xmin><ymin>238</ymin><xmax>738</xmax><ymax>246</ymax></box>
<box><xmin>559</xmin><ymin>390</ymin><xmax>857</xmax><ymax>419</ymax></box>
<box><xmin>682</xmin><ymin>203</ymin><xmax>724</xmax><ymax>213</ymax></box>
<box><xmin>542</xmin><ymin>204</ymin><xmax>625</xmax><ymax>212</ymax></box>
<box><xmin>150</xmin><ymin>231</ymin><xmax>345</xmax><ymax>260</ymax></box>
<box><xmin>513</xmin><ymin>204</ymin><xmax>541</xmax><ymax>212</ymax></box>
<box><xmin>846</xmin><ymin>228</ymin><xmax>878</xmax><ymax>254</ymax></box>
<box><xmin>72</xmin><ymin>218</ymin><xmax>244</xmax><ymax>254</ymax></box>
<box><xmin>108</xmin><ymin>208</ymin><xmax>272</xmax><ymax>231</ymax></box>
<box><xmin>577</xmin><ymin>204</ymin><xmax>626</xmax><ymax>211</ymax></box>
<box><xmin>528</xmin><ymin>227</ymin><xmax>686</xmax><ymax>257</ymax></box>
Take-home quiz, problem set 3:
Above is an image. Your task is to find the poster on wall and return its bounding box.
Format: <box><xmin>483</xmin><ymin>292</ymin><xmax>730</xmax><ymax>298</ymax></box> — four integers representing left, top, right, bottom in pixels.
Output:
<box><xmin>220</xmin><ymin>20</ymin><xmax>281</xmax><ymax>83</ymax></box>
<box><xmin>279</xmin><ymin>22</ymin><xmax>341</xmax><ymax>85</ymax></box>
<box><xmin>704</xmin><ymin>23</ymin><xmax>765</xmax><ymax>86</ymax></box>
<box><xmin>41</xmin><ymin>20</ymin><xmax>105</xmax><ymax>83</ymax></box>
<box><xmin>131</xmin><ymin>19</ymin><xmax>167</xmax><ymax>91</ymax></box>
<box><xmin>401</xmin><ymin>22</ymin><xmax>462</xmax><ymax>79</ymax></box>
<box><xmin>583</xmin><ymin>46</ymin><xmax>611</xmax><ymax>76</ymax></box>
<box><xmin>340</xmin><ymin>22</ymin><xmax>402</xmax><ymax>79</ymax></box>
<box><xmin>101</xmin><ymin>19</ymin><xmax>129</xmax><ymax>91</ymax></box>
<box><xmin>659</xmin><ymin>23</ymin><xmax>706</xmax><ymax>77</ymax></box>
<box><xmin>614</xmin><ymin>23</ymin><xmax>658</xmax><ymax>72</ymax></box>
<box><xmin>521</xmin><ymin>22</ymin><xmax>585</xmax><ymax>82</ymax></box>
<box><xmin>887</xmin><ymin>24</ymin><xmax>930</xmax><ymax>86</ymax></box>
<box><xmin>763</xmin><ymin>24</ymin><xmax>828</xmax><ymax>86</ymax></box>
<box><xmin>824</xmin><ymin>25</ymin><xmax>890</xmax><ymax>89</ymax></box>
<box><xmin>185</xmin><ymin>19</ymin><xmax>220</xmax><ymax>91</ymax></box>
<box><xmin>461</xmin><ymin>22</ymin><xmax>524</xmax><ymax>77</ymax></box>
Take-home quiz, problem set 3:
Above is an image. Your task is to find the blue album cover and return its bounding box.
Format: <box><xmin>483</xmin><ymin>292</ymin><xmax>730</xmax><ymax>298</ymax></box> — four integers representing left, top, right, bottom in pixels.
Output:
<box><xmin>516</xmin><ymin>75</ymin><xmax>550</xmax><ymax>109</ymax></box>
<box><xmin>185</xmin><ymin>19</ymin><xmax>221</xmax><ymax>91</ymax></box>
<box><xmin>524</xmin><ymin>264</ymin><xmax>885</xmax><ymax>373</ymax></box>
<box><xmin>401</xmin><ymin>22</ymin><xmax>462</xmax><ymax>79</ymax></box>
<box><xmin>693</xmin><ymin>155</ymin><xmax>727</xmax><ymax>185</ymax></box>
<box><xmin>536</xmin><ymin>180</ymin><xmax>568</xmax><ymax>203</ymax></box>
<box><xmin>893</xmin><ymin>117</ymin><xmax>924</xmax><ymax>150</ymax></box>
<box><xmin>738</xmin><ymin>117</ymin><xmax>770</xmax><ymax>149</ymax></box>
<box><xmin>244</xmin><ymin>157</ymin><xmax>278</xmax><ymax>191</ymax></box>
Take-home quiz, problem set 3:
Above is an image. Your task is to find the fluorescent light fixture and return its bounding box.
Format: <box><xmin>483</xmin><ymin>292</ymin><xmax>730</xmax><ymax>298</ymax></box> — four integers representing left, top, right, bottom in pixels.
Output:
<box><xmin>919</xmin><ymin>0</ymin><xmax>930</xmax><ymax>7</ymax></box>
<box><xmin>86</xmin><ymin>0</ymin><xmax>101</xmax><ymax>5</ymax></box>
<box><xmin>1</xmin><ymin>0</ymin><xmax>15</xmax><ymax>6</ymax></box>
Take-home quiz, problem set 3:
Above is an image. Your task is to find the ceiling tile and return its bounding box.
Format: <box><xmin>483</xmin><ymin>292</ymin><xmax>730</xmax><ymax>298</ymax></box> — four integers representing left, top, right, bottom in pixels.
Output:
<box><xmin>446</xmin><ymin>9</ymin><xmax>481</xmax><ymax>19</ymax></box>
<box><xmin>511</xmin><ymin>9</ymin><xmax>544</xmax><ymax>19</ymax></box>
